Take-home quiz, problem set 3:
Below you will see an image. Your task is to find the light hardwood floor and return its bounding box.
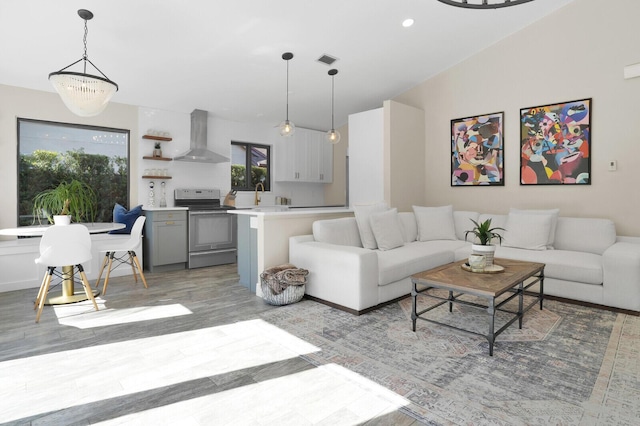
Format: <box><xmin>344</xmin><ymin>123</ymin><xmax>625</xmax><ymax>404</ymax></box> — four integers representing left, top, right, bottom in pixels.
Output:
<box><xmin>0</xmin><ymin>264</ymin><xmax>420</xmax><ymax>425</ymax></box>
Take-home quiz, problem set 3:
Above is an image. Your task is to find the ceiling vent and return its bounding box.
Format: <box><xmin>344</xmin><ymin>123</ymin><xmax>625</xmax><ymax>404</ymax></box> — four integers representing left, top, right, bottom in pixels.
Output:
<box><xmin>317</xmin><ymin>54</ymin><xmax>338</xmax><ymax>66</ymax></box>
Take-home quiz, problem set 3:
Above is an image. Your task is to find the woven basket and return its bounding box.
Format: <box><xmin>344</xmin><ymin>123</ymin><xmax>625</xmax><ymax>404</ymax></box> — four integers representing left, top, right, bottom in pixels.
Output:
<box><xmin>260</xmin><ymin>265</ymin><xmax>307</xmax><ymax>306</ymax></box>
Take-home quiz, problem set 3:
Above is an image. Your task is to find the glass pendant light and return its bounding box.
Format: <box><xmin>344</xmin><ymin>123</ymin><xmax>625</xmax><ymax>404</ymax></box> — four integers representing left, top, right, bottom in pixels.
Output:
<box><xmin>49</xmin><ymin>9</ymin><xmax>118</xmax><ymax>117</ymax></box>
<box><xmin>326</xmin><ymin>69</ymin><xmax>340</xmax><ymax>144</ymax></box>
<box><xmin>278</xmin><ymin>52</ymin><xmax>296</xmax><ymax>137</ymax></box>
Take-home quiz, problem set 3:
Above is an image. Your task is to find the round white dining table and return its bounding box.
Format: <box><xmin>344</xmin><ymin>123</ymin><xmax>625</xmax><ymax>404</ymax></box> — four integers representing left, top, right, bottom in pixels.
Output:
<box><xmin>0</xmin><ymin>222</ymin><xmax>126</xmax><ymax>304</ymax></box>
<box><xmin>0</xmin><ymin>222</ymin><xmax>125</xmax><ymax>236</ymax></box>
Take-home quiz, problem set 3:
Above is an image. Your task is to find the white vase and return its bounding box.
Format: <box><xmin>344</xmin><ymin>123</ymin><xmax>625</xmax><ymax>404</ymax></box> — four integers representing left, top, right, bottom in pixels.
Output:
<box><xmin>472</xmin><ymin>244</ymin><xmax>496</xmax><ymax>266</ymax></box>
<box><xmin>53</xmin><ymin>215</ymin><xmax>71</xmax><ymax>226</ymax></box>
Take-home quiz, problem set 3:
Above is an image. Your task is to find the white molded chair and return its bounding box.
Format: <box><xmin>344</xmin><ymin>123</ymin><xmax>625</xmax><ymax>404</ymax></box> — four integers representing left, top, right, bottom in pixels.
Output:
<box><xmin>95</xmin><ymin>216</ymin><xmax>148</xmax><ymax>295</ymax></box>
<box><xmin>34</xmin><ymin>224</ymin><xmax>99</xmax><ymax>323</ymax></box>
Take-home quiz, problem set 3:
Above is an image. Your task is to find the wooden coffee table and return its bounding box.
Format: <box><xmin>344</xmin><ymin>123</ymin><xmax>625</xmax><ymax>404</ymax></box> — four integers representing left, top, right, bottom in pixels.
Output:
<box><xmin>410</xmin><ymin>258</ymin><xmax>545</xmax><ymax>356</ymax></box>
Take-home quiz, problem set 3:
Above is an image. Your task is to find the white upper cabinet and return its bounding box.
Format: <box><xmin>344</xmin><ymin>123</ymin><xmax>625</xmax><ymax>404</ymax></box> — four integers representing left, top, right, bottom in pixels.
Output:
<box><xmin>276</xmin><ymin>128</ymin><xmax>333</xmax><ymax>183</ymax></box>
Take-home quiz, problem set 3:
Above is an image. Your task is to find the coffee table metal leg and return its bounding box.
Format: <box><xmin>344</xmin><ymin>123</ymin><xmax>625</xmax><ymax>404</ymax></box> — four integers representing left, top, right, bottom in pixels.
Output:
<box><xmin>411</xmin><ymin>280</ymin><xmax>417</xmax><ymax>332</ymax></box>
<box><xmin>518</xmin><ymin>281</ymin><xmax>524</xmax><ymax>329</ymax></box>
<box><xmin>487</xmin><ymin>298</ymin><xmax>496</xmax><ymax>356</ymax></box>
<box><xmin>540</xmin><ymin>271</ymin><xmax>545</xmax><ymax>310</ymax></box>
<box><xmin>448</xmin><ymin>290</ymin><xmax>453</xmax><ymax>312</ymax></box>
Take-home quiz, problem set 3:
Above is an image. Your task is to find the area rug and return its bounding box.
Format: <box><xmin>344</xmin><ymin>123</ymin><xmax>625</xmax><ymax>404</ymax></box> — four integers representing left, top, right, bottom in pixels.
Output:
<box><xmin>259</xmin><ymin>294</ymin><xmax>640</xmax><ymax>425</ymax></box>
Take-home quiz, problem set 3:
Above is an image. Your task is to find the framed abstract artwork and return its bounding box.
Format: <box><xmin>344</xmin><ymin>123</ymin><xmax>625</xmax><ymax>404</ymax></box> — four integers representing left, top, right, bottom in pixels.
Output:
<box><xmin>451</xmin><ymin>111</ymin><xmax>504</xmax><ymax>186</ymax></box>
<box><xmin>520</xmin><ymin>98</ymin><xmax>591</xmax><ymax>185</ymax></box>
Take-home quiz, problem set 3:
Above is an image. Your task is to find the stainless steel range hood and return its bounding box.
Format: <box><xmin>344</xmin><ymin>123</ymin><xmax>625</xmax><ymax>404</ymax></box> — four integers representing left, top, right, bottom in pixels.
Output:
<box><xmin>174</xmin><ymin>109</ymin><xmax>230</xmax><ymax>163</ymax></box>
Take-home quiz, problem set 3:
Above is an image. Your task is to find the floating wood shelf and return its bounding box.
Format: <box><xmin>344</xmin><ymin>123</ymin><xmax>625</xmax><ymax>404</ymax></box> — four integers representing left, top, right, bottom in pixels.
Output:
<box><xmin>142</xmin><ymin>135</ymin><xmax>172</xmax><ymax>141</ymax></box>
<box><xmin>143</xmin><ymin>156</ymin><xmax>172</xmax><ymax>161</ymax></box>
<box><xmin>142</xmin><ymin>175</ymin><xmax>172</xmax><ymax>179</ymax></box>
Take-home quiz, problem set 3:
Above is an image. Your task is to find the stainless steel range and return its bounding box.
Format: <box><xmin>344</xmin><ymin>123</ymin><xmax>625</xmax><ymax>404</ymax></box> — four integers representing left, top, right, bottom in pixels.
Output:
<box><xmin>174</xmin><ymin>188</ymin><xmax>237</xmax><ymax>269</ymax></box>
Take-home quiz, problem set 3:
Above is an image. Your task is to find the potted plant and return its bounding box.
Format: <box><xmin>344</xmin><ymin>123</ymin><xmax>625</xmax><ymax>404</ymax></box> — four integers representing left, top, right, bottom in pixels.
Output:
<box><xmin>32</xmin><ymin>179</ymin><xmax>98</xmax><ymax>225</ymax></box>
<box><xmin>153</xmin><ymin>142</ymin><xmax>162</xmax><ymax>158</ymax></box>
<box><xmin>464</xmin><ymin>218</ymin><xmax>505</xmax><ymax>266</ymax></box>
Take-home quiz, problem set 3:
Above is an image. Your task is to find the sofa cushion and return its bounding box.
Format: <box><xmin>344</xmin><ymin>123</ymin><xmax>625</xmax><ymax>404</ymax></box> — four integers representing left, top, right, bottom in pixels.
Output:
<box><xmin>398</xmin><ymin>212</ymin><xmax>418</xmax><ymax>242</ymax></box>
<box><xmin>413</xmin><ymin>205</ymin><xmax>457</xmax><ymax>241</ymax></box>
<box><xmin>502</xmin><ymin>212</ymin><xmax>553</xmax><ymax>251</ymax></box>
<box><xmin>354</xmin><ymin>202</ymin><xmax>389</xmax><ymax>249</ymax></box>
<box><xmin>313</xmin><ymin>217</ymin><xmax>362</xmax><ymax>247</ymax></box>
<box><xmin>454</xmin><ymin>211</ymin><xmax>480</xmax><ymax>241</ymax></box>
<box><xmin>369</xmin><ymin>208</ymin><xmax>404</xmax><ymax>251</ymax></box>
<box><xmin>553</xmin><ymin>217</ymin><xmax>616</xmax><ymax>255</ymax></box>
<box><xmin>510</xmin><ymin>208</ymin><xmax>559</xmax><ymax>248</ymax></box>
<box><xmin>377</xmin><ymin>240</ymin><xmax>467</xmax><ymax>286</ymax></box>
<box><xmin>494</xmin><ymin>246</ymin><xmax>603</xmax><ymax>285</ymax></box>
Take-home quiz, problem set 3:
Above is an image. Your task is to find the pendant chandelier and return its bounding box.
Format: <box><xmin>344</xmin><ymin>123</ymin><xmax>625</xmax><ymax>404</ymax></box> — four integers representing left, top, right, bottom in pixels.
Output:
<box><xmin>326</xmin><ymin>69</ymin><xmax>340</xmax><ymax>144</ymax></box>
<box><xmin>49</xmin><ymin>9</ymin><xmax>118</xmax><ymax>117</ymax></box>
<box><xmin>278</xmin><ymin>52</ymin><xmax>295</xmax><ymax>137</ymax></box>
<box><xmin>436</xmin><ymin>0</ymin><xmax>535</xmax><ymax>9</ymax></box>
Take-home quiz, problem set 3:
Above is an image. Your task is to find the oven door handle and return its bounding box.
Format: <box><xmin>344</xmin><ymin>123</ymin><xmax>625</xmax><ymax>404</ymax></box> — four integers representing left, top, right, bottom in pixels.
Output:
<box><xmin>189</xmin><ymin>211</ymin><xmax>228</xmax><ymax>215</ymax></box>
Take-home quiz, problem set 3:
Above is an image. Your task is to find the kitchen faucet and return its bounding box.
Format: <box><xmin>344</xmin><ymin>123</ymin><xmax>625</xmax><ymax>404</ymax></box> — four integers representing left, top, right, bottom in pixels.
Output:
<box><xmin>254</xmin><ymin>182</ymin><xmax>265</xmax><ymax>205</ymax></box>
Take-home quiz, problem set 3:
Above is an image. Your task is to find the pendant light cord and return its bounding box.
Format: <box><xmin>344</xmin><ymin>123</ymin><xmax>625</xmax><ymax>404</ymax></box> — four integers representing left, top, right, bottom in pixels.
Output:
<box><xmin>331</xmin><ymin>74</ymin><xmax>335</xmax><ymax>129</ymax></box>
<box><xmin>285</xmin><ymin>59</ymin><xmax>290</xmax><ymax>121</ymax></box>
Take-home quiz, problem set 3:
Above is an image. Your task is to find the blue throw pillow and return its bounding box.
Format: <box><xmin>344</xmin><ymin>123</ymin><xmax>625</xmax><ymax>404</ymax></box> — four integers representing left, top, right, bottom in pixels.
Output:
<box><xmin>109</xmin><ymin>203</ymin><xmax>143</xmax><ymax>234</ymax></box>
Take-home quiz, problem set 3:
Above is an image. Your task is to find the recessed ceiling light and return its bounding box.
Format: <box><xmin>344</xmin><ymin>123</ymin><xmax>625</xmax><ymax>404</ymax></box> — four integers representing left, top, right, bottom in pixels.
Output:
<box><xmin>402</xmin><ymin>18</ymin><xmax>414</xmax><ymax>28</ymax></box>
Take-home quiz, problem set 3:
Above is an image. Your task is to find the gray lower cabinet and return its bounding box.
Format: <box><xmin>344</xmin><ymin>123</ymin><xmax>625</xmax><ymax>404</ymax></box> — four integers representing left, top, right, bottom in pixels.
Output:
<box><xmin>237</xmin><ymin>215</ymin><xmax>258</xmax><ymax>292</ymax></box>
<box><xmin>143</xmin><ymin>210</ymin><xmax>187</xmax><ymax>272</ymax></box>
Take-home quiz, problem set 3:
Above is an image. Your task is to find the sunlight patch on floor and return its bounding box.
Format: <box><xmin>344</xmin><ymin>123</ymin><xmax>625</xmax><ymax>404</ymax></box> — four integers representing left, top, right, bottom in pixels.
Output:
<box><xmin>54</xmin><ymin>300</ymin><xmax>193</xmax><ymax>329</ymax></box>
<box><xmin>0</xmin><ymin>319</ymin><xmax>320</xmax><ymax>423</ymax></box>
<box><xmin>93</xmin><ymin>363</ymin><xmax>410</xmax><ymax>425</ymax></box>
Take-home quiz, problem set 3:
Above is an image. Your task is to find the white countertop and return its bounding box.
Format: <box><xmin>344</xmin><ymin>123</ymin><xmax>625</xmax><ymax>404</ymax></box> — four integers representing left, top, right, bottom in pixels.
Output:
<box><xmin>143</xmin><ymin>206</ymin><xmax>189</xmax><ymax>211</ymax></box>
<box><xmin>228</xmin><ymin>206</ymin><xmax>352</xmax><ymax>216</ymax></box>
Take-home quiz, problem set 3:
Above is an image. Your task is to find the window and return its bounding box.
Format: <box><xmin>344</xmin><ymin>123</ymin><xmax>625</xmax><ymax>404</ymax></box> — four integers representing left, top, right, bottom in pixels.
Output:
<box><xmin>18</xmin><ymin>118</ymin><xmax>130</xmax><ymax>225</ymax></box>
<box><xmin>231</xmin><ymin>141</ymin><xmax>270</xmax><ymax>191</ymax></box>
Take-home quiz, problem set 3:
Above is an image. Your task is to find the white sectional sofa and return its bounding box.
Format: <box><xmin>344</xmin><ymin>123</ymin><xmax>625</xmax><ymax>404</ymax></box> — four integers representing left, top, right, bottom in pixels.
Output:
<box><xmin>289</xmin><ymin>206</ymin><xmax>640</xmax><ymax>314</ymax></box>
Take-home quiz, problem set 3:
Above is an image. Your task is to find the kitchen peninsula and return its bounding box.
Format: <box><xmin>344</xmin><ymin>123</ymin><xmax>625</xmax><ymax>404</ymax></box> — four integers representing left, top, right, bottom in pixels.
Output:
<box><xmin>229</xmin><ymin>207</ymin><xmax>352</xmax><ymax>296</ymax></box>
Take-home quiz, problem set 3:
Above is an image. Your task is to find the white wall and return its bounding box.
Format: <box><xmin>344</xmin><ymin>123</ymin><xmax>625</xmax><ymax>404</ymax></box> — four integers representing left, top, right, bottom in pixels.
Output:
<box><xmin>348</xmin><ymin>107</ymin><xmax>384</xmax><ymax>206</ymax></box>
<box><xmin>137</xmin><ymin>108</ymin><xmax>328</xmax><ymax>208</ymax></box>
<box><xmin>324</xmin><ymin>122</ymin><xmax>349</xmax><ymax>206</ymax></box>
<box><xmin>0</xmin><ymin>84</ymin><xmax>139</xmax><ymax>235</ymax></box>
<box><xmin>0</xmin><ymin>90</ymin><xmax>330</xmax><ymax>234</ymax></box>
<box><xmin>137</xmin><ymin>108</ymin><xmax>229</xmax><ymax>207</ymax></box>
<box><xmin>394</xmin><ymin>0</ymin><xmax>640</xmax><ymax>236</ymax></box>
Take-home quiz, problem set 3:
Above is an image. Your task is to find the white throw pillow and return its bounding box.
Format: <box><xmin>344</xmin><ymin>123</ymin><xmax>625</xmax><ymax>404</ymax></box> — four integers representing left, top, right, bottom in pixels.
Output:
<box><xmin>353</xmin><ymin>202</ymin><xmax>389</xmax><ymax>249</ymax></box>
<box><xmin>510</xmin><ymin>208</ymin><xmax>559</xmax><ymax>249</ymax></box>
<box><xmin>369</xmin><ymin>208</ymin><xmax>405</xmax><ymax>251</ymax></box>
<box><xmin>412</xmin><ymin>205</ymin><xmax>457</xmax><ymax>241</ymax></box>
<box><xmin>502</xmin><ymin>213</ymin><xmax>553</xmax><ymax>250</ymax></box>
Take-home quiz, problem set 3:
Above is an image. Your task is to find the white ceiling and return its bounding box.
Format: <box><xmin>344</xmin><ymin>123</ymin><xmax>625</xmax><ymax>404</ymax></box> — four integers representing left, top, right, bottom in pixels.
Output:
<box><xmin>0</xmin><ymin>0</ymin><xmax>576</xmax><ymax>131</ymax></box>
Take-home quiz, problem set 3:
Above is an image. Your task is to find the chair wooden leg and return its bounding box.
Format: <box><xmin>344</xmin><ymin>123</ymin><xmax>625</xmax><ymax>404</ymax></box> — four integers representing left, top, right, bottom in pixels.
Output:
<box><xmin>102</xmin><ymin>253</ymin><xmax>115</xmax><ymax>296</ymax></box>
<box><xmin>34</xmin><ymin>272</ymin><xmax>49</xmax><ymax>310</ymax></box>
<box><xmin>128</xmin><ymin>252</ymin><xmax>139</xmax><ymax>283</ymax></box>
<box><xmin>131</xmin><ymin>252</ymin><xmax>148</xmax><ymax>289</ymax></box>
<box><xmin>95</xmin><ymin>252</ymin><xmax>110</xmax><ymax>289</ymax></box>
<box><xmin>78</xmin><ymin>265</ymin><xmax>99</xmax><ymax>311</ymax></box>
<box><xmin>35</xmin><ymin>268</ymin><xmax>54</xmax><ymax>323</ymax></box>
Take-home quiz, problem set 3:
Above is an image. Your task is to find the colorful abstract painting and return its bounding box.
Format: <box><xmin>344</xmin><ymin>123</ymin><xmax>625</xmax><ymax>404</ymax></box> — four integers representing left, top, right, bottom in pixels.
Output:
<box><xmin>451</xmin><ymin>112</ymin><xmax>504</xmax><ymax>186</ymax></box>
<box><xmin>520</xmin><ymin>98</ymin><xmax>591</xmax><ymax>185</ymax></box>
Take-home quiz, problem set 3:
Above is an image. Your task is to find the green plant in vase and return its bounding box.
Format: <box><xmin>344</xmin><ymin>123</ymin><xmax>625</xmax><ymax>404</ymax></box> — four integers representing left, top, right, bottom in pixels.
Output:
<box><xmin>32</xmin><ymin>179</ymin><xmax>98</xmax><ymax>225</ymax></box>
<box><xmin>465</xmin><ymin>218</ymin><xmax>504</xmax><ymax>245</ymax></box>
<box><xmin>464</xmin><ymin>218</ymin><xmax>505</xmax><ymax>267</ymax></box>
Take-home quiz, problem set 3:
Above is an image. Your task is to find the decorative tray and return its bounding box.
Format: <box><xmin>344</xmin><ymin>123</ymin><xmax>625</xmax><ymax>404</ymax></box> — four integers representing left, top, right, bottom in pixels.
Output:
<box><xmin>461</xmin><ymin>263</ymin><xmax>505</xmax><ymax>274</ymax></box>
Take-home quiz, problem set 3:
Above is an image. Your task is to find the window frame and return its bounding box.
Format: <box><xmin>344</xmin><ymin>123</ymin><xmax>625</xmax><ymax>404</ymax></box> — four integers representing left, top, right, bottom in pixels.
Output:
<box><xmin>17</xmin><ymin>117</ymin><xmax>130</xmax><ymax>225</ymax></box>
<box><xmin>231</xmin><ymin>141</ymin><xmax>271</xmax><ymax>192</ymax></box>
